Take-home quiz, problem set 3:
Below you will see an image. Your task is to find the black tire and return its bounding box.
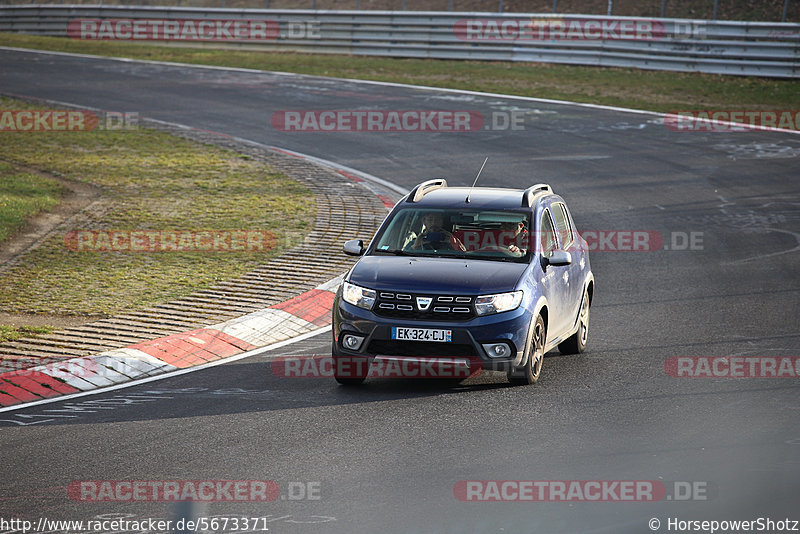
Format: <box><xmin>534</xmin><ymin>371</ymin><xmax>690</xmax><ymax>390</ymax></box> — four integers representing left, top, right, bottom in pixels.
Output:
<box><xmin>332</xmin><ymin>342</ymin><xmax>368</xmax><ymax>386</ymax></box>
<box><xmin>558</xmin><ymin>287</ymin><xmax>590</xmax><ymax>355</ymax></box>
<box><xmin>335</xmin><ymin>376</ymin><xmax>366</xmax><ymax>386</ymax></box>
<box><xmin>507</xmin><ymin>314</ymin><xmax>545</xmax><ymax>386</ymax></box>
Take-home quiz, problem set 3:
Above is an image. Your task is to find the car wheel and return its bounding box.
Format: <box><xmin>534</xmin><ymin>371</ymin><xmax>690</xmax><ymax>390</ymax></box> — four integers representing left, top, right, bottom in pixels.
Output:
<box><xmin>332</xmin><ymin>343</ymin><xmax>368</xmax><ymax>386</ymax></box>
<box><xmin>507</xmin><ymin>314</ymin><xmax>545</xmax><ymax>386</ymax></box>
<box><xmin>558</xmin><ymin>287</ymin><xmax>590</xmax><ymax>355</ymax></box>
<box><xmin>335</xmin><ymin>375</ymin><xmax>366</xmax><ymax>386</ymax></box>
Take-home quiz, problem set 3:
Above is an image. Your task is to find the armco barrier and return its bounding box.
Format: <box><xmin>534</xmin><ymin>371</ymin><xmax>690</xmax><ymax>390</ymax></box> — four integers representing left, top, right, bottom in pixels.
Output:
<box><xmin>0</xmin><ymin>6</ymin><xmax>798</xmax><ymax>77</ymax></box>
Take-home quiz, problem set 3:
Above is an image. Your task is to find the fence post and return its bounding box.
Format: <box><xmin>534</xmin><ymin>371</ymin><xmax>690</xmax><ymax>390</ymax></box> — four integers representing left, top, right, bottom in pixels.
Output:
<box><xmin>782</xmin><ymin>0</ymin><xmax>789</xmax><ymax>22</ymax></box>
<box><xmin>607</xmin><ymin>0</ymin><xmax>612</xmax><ymax>16</ymax></box>
<box><xmin>448</xmin><ymin>0</ymin><xmax>452</xmax><ymax>11</ymax></box>
<box><xmin>712</xmin><ymin>0</ymin><xmax>719</xmax><ymax>20</ymax></box>
<box><xmin>553</xmin><ymin>0</ymin><xmax>558</xmax><ymax>13</ymax></box>
<box><xmin>498</xmin><ymin>0</ymin><xmax>503</xmax><ymax>12</ymax></box>
<box><xmin>660</xmin><ymin>0</ymin><xmax>667</xmax><ymax>18</ymax></box>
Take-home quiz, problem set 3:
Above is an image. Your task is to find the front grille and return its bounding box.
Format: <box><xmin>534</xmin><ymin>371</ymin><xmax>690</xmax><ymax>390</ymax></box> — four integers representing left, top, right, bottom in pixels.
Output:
<box><xmin>374</xmin><ymin>292</ymin><xmax>475</xmax><ymax>321</ymax></box>
<box><xmin>367</xmin><ymin>340</ymin><xmax>477</xmax><ymax>358</ymax></box>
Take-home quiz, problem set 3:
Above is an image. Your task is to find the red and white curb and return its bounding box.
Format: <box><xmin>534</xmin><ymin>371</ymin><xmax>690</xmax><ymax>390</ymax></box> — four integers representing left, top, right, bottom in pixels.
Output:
<box><xmin>0</xmin><ymin>276</ymin><xmax>342</xmax><ymax>410</ymax></box>
<box><xmin>0</xmin><ymin>92</ymin><xmax>406</xmax><ymax>412</ymax></box>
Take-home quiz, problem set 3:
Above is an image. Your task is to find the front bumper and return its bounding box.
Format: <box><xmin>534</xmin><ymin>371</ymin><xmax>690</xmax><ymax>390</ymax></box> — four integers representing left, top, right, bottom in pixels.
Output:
<box><xmin>333</xmin><ymin>297</ymin><xmax>532</xmax><ymax>372</ymax></box>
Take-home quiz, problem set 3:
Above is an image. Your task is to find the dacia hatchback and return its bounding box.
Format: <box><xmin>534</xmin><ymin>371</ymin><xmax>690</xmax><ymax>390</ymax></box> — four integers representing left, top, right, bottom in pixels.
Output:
<box><xmin>332</xmin><ymin>180</ymin><xmax>594</xmax><ymax>386</ymax></box>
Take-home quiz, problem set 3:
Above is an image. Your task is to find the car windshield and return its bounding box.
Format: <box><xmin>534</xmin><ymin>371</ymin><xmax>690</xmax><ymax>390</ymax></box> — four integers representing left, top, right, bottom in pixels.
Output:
<box><xmin>371</xmin><ymin>208</ymin><xmax>531</xmax><ymax>262</ymax></box>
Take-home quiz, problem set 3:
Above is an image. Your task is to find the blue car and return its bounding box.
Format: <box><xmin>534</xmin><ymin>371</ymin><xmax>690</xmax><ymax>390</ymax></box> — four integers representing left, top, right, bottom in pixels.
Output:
<box><xmin>332</xmin><ymin>180</ymin><xmax>594</xmax><ymax>386</ymax></box>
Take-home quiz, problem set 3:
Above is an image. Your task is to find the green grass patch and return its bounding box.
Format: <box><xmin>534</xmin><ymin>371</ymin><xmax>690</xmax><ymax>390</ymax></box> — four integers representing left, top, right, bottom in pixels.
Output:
<box><xmin>0</xmin><ymin>325</ymin><xmax>53</xmax><ymax>344</ymax></box>
<box><xmin>0</xmin><ymin>161</ymin><xmax>65</xmax><ymax>243</ymax></box>
<box><xmin>1</xmin><ymin>32</ymin><xmax>798</xmax><ymax>112</ymax></box>
<box><xmin>0</xmin><ymin>97</ymin><xmax>314</xmax><ymax>317</ymax></box>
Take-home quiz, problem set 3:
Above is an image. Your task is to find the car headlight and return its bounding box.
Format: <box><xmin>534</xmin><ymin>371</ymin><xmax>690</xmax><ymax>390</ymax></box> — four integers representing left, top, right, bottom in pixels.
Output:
<box><xmin>475</xmin><ymin>290</ymin><xmax>523</xmax><ymax>316</ymax></box>
<box><xmin>342</xmin><ymin>281</ymin><xmax>377</xmax><ymax>310</ymax></box>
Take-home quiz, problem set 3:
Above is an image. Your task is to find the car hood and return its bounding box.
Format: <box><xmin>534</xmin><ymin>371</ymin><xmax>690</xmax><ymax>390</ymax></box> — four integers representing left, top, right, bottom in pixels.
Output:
<box><xmin>347</xmin><ymin>255</ymin><xmax>528</xmax><ymax>294</ymax></box>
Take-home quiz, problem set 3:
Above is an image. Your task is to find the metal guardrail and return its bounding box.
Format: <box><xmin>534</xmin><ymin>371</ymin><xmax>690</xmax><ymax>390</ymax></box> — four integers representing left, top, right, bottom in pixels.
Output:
<box><xmin>1</xmin><ymin>6</ymin><xmax>798</xmax><ymax>77</ymax></box>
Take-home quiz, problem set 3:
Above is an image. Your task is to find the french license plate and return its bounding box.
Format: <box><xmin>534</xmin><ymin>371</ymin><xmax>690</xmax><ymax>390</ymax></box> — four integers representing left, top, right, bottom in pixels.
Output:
<box><xmin>391</xmin><ymin>327</ymin><xmax>452</xmax><ymax>342</ymax></box>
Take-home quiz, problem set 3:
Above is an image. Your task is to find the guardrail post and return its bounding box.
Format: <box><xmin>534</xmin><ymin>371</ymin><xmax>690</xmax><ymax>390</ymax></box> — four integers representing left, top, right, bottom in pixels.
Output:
<box><xmin>661</xmin><ymin>0</ymin><xmax>667</xmax><ymax>18</ymax></box>
<box><xmin>553</xmin><ymin>0</ymin><xmax>558</xmax><ymax>13</ymax></box>
<box><xmin>498</xmin><ymin>0</ymin><xmax>503</xmax><ymax>12</ymax></box>
<box><xmin>607</xmin><ymin>0</ymin><xmax>612</xmax><ymax>16</ymax></box>
<box><xmin>783</xmin><ymin>0</ymin><xmax>790</xmax><ymax>21</ymax></box>
<box><xmin>712</xmin><ymin>0</ymin><xmax>719</xmax><ymax>20</ymax></box>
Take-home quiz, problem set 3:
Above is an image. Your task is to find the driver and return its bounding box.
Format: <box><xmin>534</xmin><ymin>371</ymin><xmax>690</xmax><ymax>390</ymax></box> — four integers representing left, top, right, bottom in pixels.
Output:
<box><xmin>499</xmin><ymin>220</ymin><xmax>527</xmax><ymax>256</ymax></box>
<box><xmin>409</xmin><ymin>212</ymin><xmax>466</xmax><ymax>251</ymax></box>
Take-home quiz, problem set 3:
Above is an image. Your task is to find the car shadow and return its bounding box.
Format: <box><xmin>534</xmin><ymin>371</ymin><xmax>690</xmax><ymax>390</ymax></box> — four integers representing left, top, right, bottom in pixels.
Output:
<box><xmin>0</xmin><ymin>359</ymin><xmax>520</xmax><ymax>427</ymax></box>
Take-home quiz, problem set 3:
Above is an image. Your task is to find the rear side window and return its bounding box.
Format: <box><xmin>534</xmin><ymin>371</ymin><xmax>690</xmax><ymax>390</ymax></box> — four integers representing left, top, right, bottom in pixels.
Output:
<box><xmin>551</xmin><ymin>203</ymin><xmax>574</xmax><ymax>250</ymax></box>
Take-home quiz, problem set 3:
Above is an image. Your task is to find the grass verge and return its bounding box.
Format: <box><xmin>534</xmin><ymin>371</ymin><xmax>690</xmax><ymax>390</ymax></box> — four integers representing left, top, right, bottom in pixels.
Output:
<box><xmin>1</xmin><ymin>33</ymin><xmax>798</xmax><ymax>112</ymax></box>
<box><xmin>0</xmin><ymin>96</ymin><xmax>314</xmax><ymax>318</ymax></box>
<box><xmin>0</xmin><ymin>325</ymin><xmax>53</xmax><ymax>344</ymax></box>
<box><xmin>0</xmin><ymin>161</ymin><xmax>65</xmax><ymax>243</ymax></box>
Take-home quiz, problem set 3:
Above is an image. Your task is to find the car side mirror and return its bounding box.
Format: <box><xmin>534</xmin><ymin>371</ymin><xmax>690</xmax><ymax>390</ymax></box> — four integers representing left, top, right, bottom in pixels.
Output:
<box><xmin>543</xmin><ymin>250</ymin><xmax>572</xmax><ymax>267</ymax></box>
<box><xmin>343</xmin><ymin>239</ymin><xmax>365</xmax><ymax>256</ymax></box>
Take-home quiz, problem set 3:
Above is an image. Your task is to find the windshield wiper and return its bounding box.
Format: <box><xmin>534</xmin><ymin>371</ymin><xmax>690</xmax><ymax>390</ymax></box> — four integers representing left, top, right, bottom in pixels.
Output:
<box><xmin>374</xmin><ymin>248</ymin><xmax>412</xmax><ymax>256</ymax></box>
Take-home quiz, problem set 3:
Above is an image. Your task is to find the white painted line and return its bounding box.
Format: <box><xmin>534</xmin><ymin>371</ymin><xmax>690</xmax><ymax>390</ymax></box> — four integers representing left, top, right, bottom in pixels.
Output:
<box><xmin>260</xmin><ymin>144</ymin><xmax>411</xmax><ymax>195</ymax></box>
<box><xmin>0</xmin><ymin>326</ymin><xmax>331</xmax><ymax>414</ymax></box>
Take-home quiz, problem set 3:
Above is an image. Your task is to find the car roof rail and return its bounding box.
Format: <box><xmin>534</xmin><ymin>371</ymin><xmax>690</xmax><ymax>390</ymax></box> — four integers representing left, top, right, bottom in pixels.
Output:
<box><xmin>407</xmin><ymin>179</ymin><xmax>447</xmax><ymax>202</ymax></box>
<box><xmin>521</xmin><ymin>183</ymin><xmax>553</xmax><ymax>207</ymax></box>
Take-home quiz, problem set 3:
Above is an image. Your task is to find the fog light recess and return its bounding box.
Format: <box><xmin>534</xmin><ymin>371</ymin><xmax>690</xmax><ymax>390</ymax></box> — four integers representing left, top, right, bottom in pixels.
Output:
<box><xmin>342</xmin><ymin>334</ymin><xmax>365</xmax><ymax>351</ymax></box>
<box><xmin>482</xmin><ymin>342</ymin><xmax>511</xmax><ymax>358</ymax></box>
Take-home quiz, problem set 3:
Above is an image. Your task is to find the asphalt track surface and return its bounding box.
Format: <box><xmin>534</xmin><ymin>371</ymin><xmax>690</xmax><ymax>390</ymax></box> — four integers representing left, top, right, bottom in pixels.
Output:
<box><xmin>1</xmin><ymin>48</ymin><xmax>799</xmax><ymax>533</ymax></box>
